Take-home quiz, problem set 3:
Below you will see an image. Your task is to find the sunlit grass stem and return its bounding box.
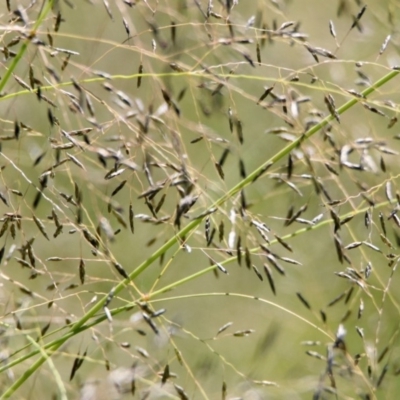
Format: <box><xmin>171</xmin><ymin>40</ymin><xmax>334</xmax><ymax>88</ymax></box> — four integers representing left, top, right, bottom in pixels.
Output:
<box><xmin>0</xmin><ymin>65</ymin><xmax>398</xmax><ymax>397</ymax></box>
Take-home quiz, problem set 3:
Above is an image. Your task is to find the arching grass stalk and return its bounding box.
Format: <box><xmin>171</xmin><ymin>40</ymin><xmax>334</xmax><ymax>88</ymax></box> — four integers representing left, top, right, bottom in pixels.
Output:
<box><xmin>26</xmin><ymin>336</ymin><xmax>67</xmax><ymax>400</ymax></box>
<box><xmin>1</xmin><ymin>68</ymin><xmax>398</xmax><ymax>399</ymax></box>
<box><xmin>146</xmin><ymin>199</ymin><xmax>396</xmax><ymax>300</ymax></box>
<box><xmin>0</xmin><ymin>0</ymin><xmax>54</xmax><ymax>94</ymax></box>
<box><xmin>0</xmin><ymin>195</ymin><xmax>394</xmax><ymax>378</ymax></box>
<box><xmin>67</xmin><ymin>68</ymin><xmax>400</xmax><ymax>333</ymax></box>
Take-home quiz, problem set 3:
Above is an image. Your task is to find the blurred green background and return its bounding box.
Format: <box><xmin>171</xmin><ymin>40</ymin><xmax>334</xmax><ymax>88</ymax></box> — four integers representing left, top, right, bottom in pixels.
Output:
<box><xmin>1</xmin><ymin>0</ymin><xmax>400</xmax><ymax>399</ymax></box>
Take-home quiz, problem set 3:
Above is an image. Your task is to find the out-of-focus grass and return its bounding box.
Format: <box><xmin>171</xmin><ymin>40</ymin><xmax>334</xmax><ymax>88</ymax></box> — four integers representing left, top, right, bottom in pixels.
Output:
<box><xmin>1</xmin><ymin>0</ymin><xmax>400</xmax><ymax>399</ymax></box>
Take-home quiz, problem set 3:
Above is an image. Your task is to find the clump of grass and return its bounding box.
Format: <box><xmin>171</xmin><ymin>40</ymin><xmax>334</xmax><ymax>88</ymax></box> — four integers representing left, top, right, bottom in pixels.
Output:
<box><xmin>1</xmin><ymin>0</ymin><xmax>400</xmax><ymax>399</ymax></box>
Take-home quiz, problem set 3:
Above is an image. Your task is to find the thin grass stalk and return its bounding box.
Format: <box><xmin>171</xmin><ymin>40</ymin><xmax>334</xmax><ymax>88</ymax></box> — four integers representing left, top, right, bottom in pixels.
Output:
<box><xmin>0</xmin><ymin>67</ymin><xmax>398</xmax><ymax>398</ymax></box>
<box><xmin>68</xmin><ymin>68</ymin><xmax>399</xmax><ymax>333</ymax></box>
<box><xmin>0</xmin><ymin>195</ymin><xmax>394</xmax><ymax>378</ymax></box>
<box><xmin>0</xmin><ymin>0</ymin><xmax>54</xmax><ymax>94</ymax></box>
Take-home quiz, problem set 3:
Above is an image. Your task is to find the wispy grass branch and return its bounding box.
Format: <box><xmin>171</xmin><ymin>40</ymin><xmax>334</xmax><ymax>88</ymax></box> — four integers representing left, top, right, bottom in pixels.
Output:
<box><xmin>0</xmin><ymin>64</ymin><xmax>398</xmax><ymax>397</ymax></box>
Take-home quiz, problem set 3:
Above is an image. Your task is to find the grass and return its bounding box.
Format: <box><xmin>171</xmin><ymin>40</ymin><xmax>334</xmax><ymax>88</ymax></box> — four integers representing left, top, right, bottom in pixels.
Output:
<box><xmin>1</xmin><ymin>0</ymin><xmax>400</xmax><ymax>399</ymax></box>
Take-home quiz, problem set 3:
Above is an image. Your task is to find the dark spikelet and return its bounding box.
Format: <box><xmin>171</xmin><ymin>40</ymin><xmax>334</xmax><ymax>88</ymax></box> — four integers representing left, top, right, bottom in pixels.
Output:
<box><xmin>32</xmin><ymin>215</ymin><xmax>49</xmax><ymax>240</ymax></box>
<box><xmin>256</xmin><ymin>42</ymin><xmax>261</xmax><ymax>65</ymax></box>
<box><xmin>171</xmin><ymin>21</ymin><xmax>176</xmax><ymax>45</ymax></box>
<box><xmin>219</xmin><ymin>221</ymin><xmax>224</xmax><ymax>242</ymax></box>
<box><xmin>274</xmin><ymin>234</ymin><xmax>293</xmax><ymax>252</ymax></box>
<box><xmin>236</xmin><ymin>235</ymin><xmax>242</xmax><ymax>265</ymax></box>
<box><xmin>0</xmin><ymin>245</ymin><xmax>4</xmax><ymax>265</ymax></box>
<box><xmin>40</xmin><ymin>322</ymin><xmax>51</xmax><ymax>337</ymax></box>
<box><xmin>320</xmin><ymin>310</ymin><xmax>327</xmax><ymax>323</ymax></box>
<box><xmin>324</xmin><ymin>94</ymin><xmax>340</xmax><ymax>123</ymax></box>
<box><xmin>379</xmin><ymin>212</ymin><xmax>387</xmax><ymax>236</ymax></box>
<box><xmin>242</xmin><ymin>52</ymin><xmax>255</xmax><ymax>67</ymax></box>
<box><xmin>219</xmin><ymin>148</ymin><xmax>230</xmax><ymax>167</ymax></box>
<box><xmin>333</xmin><ymin>233</ymin><xmax>343</xmax><ymax>263</ymax></box>
<box><xmin>137</xmin><ymin>63</ymin><xmax>143</xmax><ymax>88</ymax></box>
<box><xmin>236</xmin><ymin>119</ymin><xmax>244</xmax><ymax>144</ymax></box>
<box><xmin>244</xmin><ymin>247</ymin><xmax>251</xmax><ymax>269</ymax></box>
<box><xmin>215</xmin><ymin>162</ymin><xmax>225</xmax><ymax>180</ymax></box>
<box><xmin>207</xmin><ymin>227</ymin><xmax>216</xmax><ymax>247</ymax></box>
<box><xmin>257</xmin><ymin>85</ymin><xmax>274</xmax><ymax>104</ymax></box>
<box><xmin>263</xmin><ymin>264</ymin><xmax>276</xmax><ymax>295</ymax></box>
<box><xmin>111</xmin><ymin>180</ymin><xmax>127</xmax><ymax>197</ymax></box>
<box><xmin>143</xmin><ymin>312</ymin><xmax>159</xmax><ymax>334</ymax></box>
<box><xmin>252</xmin><ymin>162</ymin><xmax>273</xmax><ymax>182</ymax></box>
<box><xmin>252</xmin><ymin>265</ymin><xmax>263</xmax><ymax>281</ymax></box>
<box><xmin>351</xmin><ymin>5</ymin><xmax>367</xmax><ymax>29</ymax></box>
<box><xmin>70</xmin><ymin>349</ymin><xmax>87</xmax><ymax>381</ymax></box>
<box><xmin>113</xmin><ymin>262</ymin><xmax>129</xmax><ymax>279</ymax></box>
<box><xmin>267</xmin><ymin>254</ymin><xmax>286</xmax><ymax>275</ymax></box>
<box><xmin>287</xmin><ymin>153</ymin><xmax>293</xmax><ymax>179</ymax></box>
<box><xmin>377</xmin><ymin>364</ymin><xmax>389</xmax><ymax>388</ymax></box>
<box><xmin>82</xmin><ymin>228</ymin><xmax>99</xmax><ymax>248</ymax></box>
<box><xmin>239</xmin><ymin>159</ymin><xmax>246</xmax><ymax>178</ymax></box>
<box><xmin>174</xmin><ymin>384</ymin><xmax>189</xmax><ymax>400</ymax></box>
<box><xmin>228</xmin><ymin>108</ymin><xmax>234</xmax><ymax>133</ymax></box>
<box><xmin>129</xmin><ymin>203</ymin><xmax>134</xmax><ymax>234</ymax></box>
<box><xmin>330</xmin><ymin>209</ymin><xmax>341</xmax><ymax>232</ymax></box>
<box><xmin>344</xmin><ymin>287</ymin><xmax>354</xmax><ymax>304</ymax></box>
<box><xmin>147</xmin><ymin>190</ymin><xmax>162</xmax><ymax>212</ymax></box>
<box><xmin>79</xmin><ymin>259</ymin><xmax>85</xmax><ymax>284</ymax></box>
<box><xmin>328</xmin><ymin>292</ymin><xmax>346</xmax><ymax>307</ymax></box>
<box><xmin>161</xmin><ymin>364</ymin><xmax>170</xmax><ymax>385</ymax></box>
<box><xmin>222</xmin><ymin>381</ymin><xmax>227</xmax><ymax>400</ymax></box>
<box><xmin>14</xmin><ymin>120</ymin><xmax>20</xmax><ymax>140</ymax></box>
